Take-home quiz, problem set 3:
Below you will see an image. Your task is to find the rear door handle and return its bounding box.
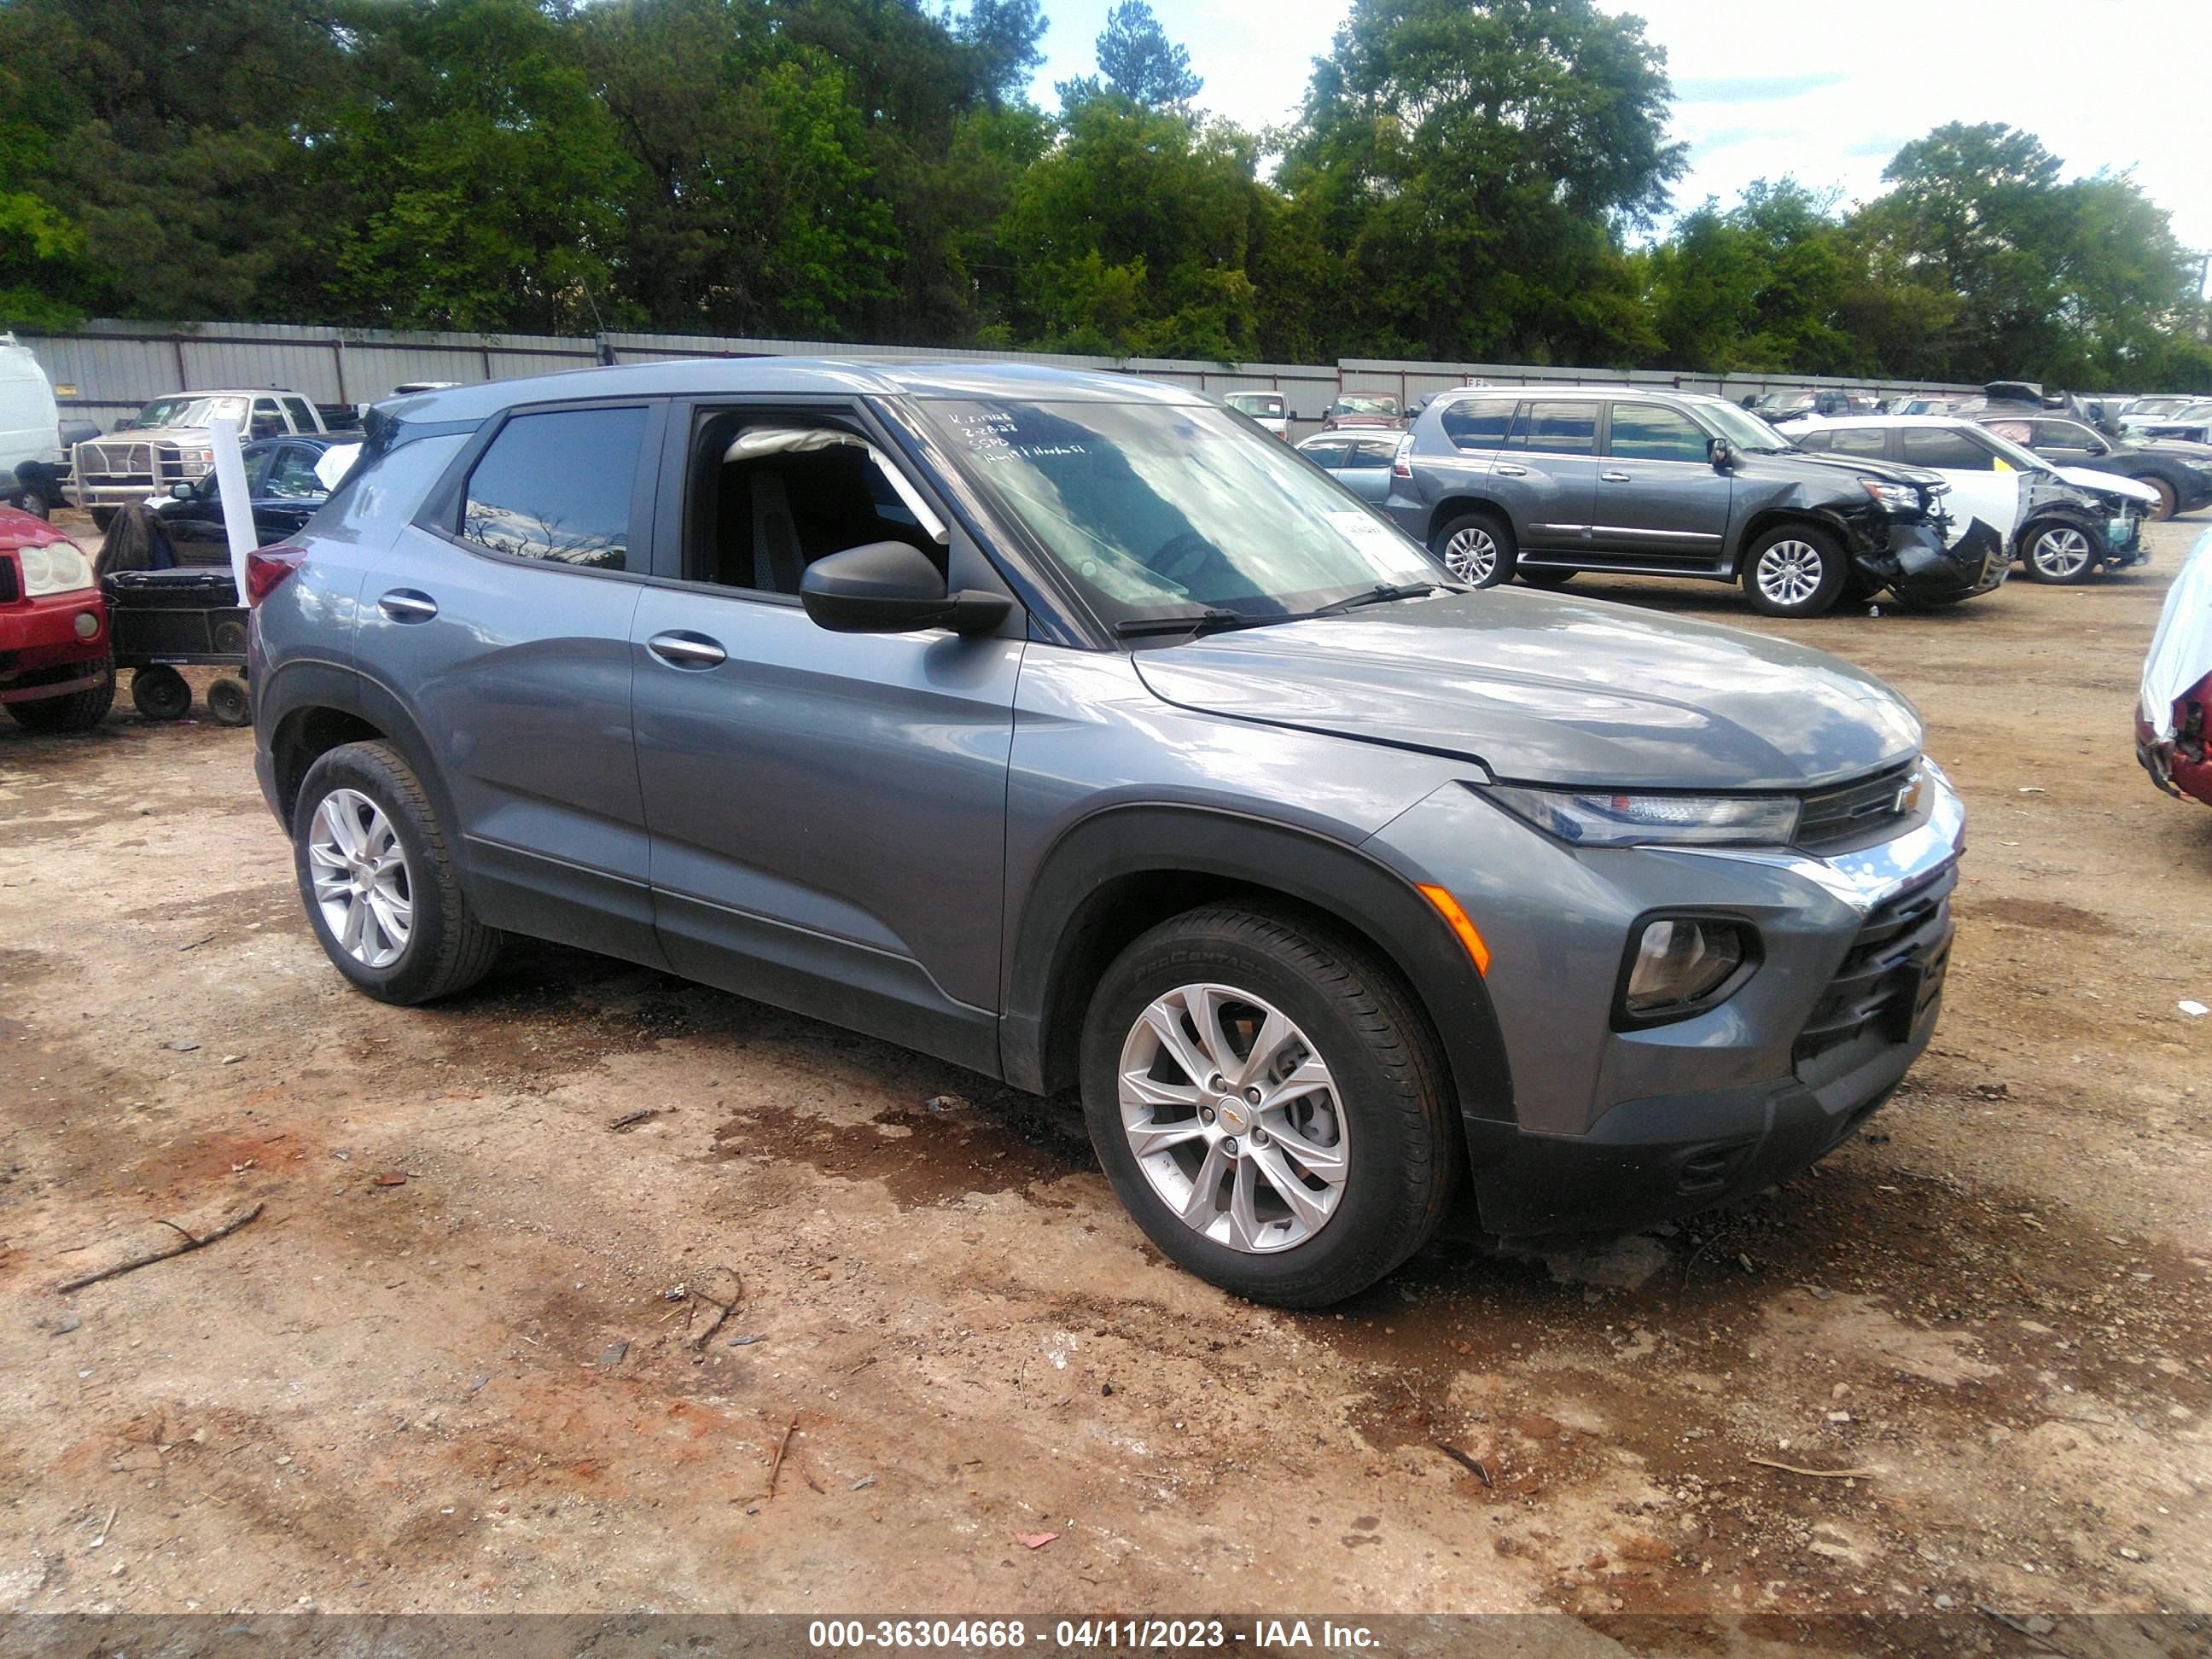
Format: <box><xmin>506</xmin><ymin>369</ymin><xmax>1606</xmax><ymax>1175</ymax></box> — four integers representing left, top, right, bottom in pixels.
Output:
<box><xmin>1493</xmin><ymin>463</ymin><xmax>1529</xmax><ymax>476</ymax></box>
<box><xmin>378</xmin><ymin>590</ymin><xmax>438</xmax><ymax>622</ymax></box>
<box><xmin>647</xmin><ymin>631</ymin><xmax>727</xmax><ymax>669</ymax></box>
<box><xmin>1600</xmin><ymin>470</ymin><xmax>1632</xmax><ymax>482</ymax></box>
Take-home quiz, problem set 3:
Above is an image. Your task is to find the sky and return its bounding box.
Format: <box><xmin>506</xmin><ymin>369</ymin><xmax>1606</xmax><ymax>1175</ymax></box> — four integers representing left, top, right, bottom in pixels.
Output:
<box><xmin>1027</xmin><ymin>0</ymin><xmax>2212</xmax><ymax>258</ymax></box>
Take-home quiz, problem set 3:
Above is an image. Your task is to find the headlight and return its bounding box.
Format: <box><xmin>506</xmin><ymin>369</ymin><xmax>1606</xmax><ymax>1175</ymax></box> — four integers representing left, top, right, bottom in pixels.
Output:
<box><xmin>18</xmin><ymin>543</ymin><xmax>95</xmax><ymax>597</ymax></box>
<box><xmin>1486</xmin><ymin>783</ymin><xmax>1801</xmax><ymax>847</ymax></box>
<box><xmin>1859</xmin><ymin>478</ymin><xmax>1923</xmax><ymax>515</ymax></box>
<box><xmin>1617</xmin><ymin>916</ymin><xmax>1755</xmax><ymax>1027</ymax></box>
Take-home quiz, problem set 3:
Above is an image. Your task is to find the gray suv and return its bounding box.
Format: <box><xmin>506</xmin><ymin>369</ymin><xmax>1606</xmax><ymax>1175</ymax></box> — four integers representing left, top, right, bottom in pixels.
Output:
<box><xmin>249</xmin><ymin>360</ymin><xmax>1965</xmax><ymax>1307</ymax></box>
<box><xmin>1384</xmin><ymin>387</ymin><xmax>2002</xmax><ymax>616</ymax></box>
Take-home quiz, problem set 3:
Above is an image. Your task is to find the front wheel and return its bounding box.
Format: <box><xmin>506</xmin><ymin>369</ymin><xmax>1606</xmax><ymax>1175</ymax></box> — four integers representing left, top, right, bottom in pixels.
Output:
<box><xmin>1080</xmin><ymin>905</ymin><xmax>1458</xmax><ymax>1307</ymax></box>
<box><xmin>5</xmin><ymin>660</ymin><xmax>114</xmax><ymax>732</ymax></box>
<box><xmin>293</xmin><ymin>740</ymin><xmax>503</xmax><ymax>1004</ymax></box>
<box><xmin>1432</xmin><ymin>512</ymin><xmax>1517</xmax><ymax>588</ymax></box>
<box><xmin>2145</xmin><ymin>477</ymin><xmax>2178</xmax><ymax>522</ymax></box>
<box><xmin>1518</xmin><ymin>568</ymin><xmax>1575</xmax><ymax>590</ymax></box>
<box><xmin>1742</xmin><ymin>525</ymin><xmax>1847</xmax><ymax>617</ymax></box>
<box><xmin>2021</xmin><ymin>521</ymin><xmax>2096</xmax><ymax>584</ymax></box>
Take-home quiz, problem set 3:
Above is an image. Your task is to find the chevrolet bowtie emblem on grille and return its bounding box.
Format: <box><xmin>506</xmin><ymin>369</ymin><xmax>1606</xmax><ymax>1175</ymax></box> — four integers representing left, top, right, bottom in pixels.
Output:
<box><xmin>1894</xmin><ymin>772</ymin><xmax>1924</xmax><ymax>816</ymax></box>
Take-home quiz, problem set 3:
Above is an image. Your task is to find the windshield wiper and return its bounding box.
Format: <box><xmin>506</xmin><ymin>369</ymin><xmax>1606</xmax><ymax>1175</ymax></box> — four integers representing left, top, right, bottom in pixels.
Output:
<box><xmin>1115</xmin><ymin>607</ymin><xmax>1255</xmax><ymax>637</ymax></box>
<box><xmin>1304</xmin><ymin>580</ymin><xmax>1441</xmax><ymax>619</ymax></box>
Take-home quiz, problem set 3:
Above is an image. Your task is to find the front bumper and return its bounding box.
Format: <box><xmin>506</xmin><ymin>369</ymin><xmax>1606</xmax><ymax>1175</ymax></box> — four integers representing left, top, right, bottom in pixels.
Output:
<box><xmin>1374</xmin><ymin>765</ymin><xmax>1966</xmax><ymax>1244</ymax></box>
<box><xmin>0</xmin><ymin>589</ymin><xmax>109</xmax><ymax>700</ymax></box>
<box><xmin>1869</xmin><ymin>520</ymin><xmax>2005</xmax><ymax>601</ymax></box>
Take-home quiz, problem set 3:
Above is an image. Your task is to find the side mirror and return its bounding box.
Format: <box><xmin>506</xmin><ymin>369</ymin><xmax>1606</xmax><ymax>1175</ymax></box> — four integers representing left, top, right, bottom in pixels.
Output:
<box><xmin>169</xmin><ymin>481</ymin><xmax>195</xmax><ymax>499</ymax></box>
<box><xmin>799</xmin><ymin>540</ymin><xmax>1011</xmax><ymax>637</ymax></box>
<box><xmin>1708</xmin><ymin>438</ymin><xmax>1736</xmax><ymax>470</ymax></box>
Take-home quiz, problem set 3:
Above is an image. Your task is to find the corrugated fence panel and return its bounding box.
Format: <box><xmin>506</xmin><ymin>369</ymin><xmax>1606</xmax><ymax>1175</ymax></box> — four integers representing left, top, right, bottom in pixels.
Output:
<box><xmin>19</xmin><ymin>322</ymin><xmax>1985</xmax><ymax>433</ymax></box>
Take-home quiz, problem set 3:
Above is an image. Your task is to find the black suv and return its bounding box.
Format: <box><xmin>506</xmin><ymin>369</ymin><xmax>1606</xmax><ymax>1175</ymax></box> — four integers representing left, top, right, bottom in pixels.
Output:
<box><xmin>1383</xmin><ymin>387</ymin><xmax>1998</xmax><ymax>618</ymax></box>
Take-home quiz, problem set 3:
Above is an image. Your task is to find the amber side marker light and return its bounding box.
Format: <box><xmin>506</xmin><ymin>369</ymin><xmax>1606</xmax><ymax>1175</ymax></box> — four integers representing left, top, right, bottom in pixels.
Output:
<box><xmin>1417</xmin><ymin>883</ymin><xmax>1491</xmax><ymax>976</ymax></box>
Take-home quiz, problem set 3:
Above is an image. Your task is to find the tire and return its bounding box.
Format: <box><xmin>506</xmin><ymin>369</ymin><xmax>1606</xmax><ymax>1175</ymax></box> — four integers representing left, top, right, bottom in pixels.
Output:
<box><xmin>131</xmin><ymin>664</ymin><xmax>190</xmax><ymax>721</ymax></box>
<box><xmin>90</xmin><ymin>507</ymin><xmax>117</xmax><ymax>532</ymax></box>
<box><xmin>293</xmin><ymin>741</ymin><xmax>503</xmax><ymax>1004</ymax></box>
<box><xmin>1518</xmin><ymin>568</ymin><xmax>1575</xmax><ymax>590</ymax></box>
<box><xmin>2145</xmin><ymin>477</ymin><xmax>2178</xmax><ymax>522</ymax></box>
<box><xmin>1741</xmin><ymin>524</ymin><xmax>1848</xmax><ymax>618</ymax></box>
<box><xmin>204</xmin><ymin>676</ymin><xmax>251</xmax><ymax>726</ymax></box>
<box><xmin>1432</xmin><ymin>511</ymin><xmax>1517</xmax><ymax>588</ymax></box>
<box><xmin>1079</xmin><ymin>904</ymin><xmax>1458</xmax><ymax>1307</ymax></box>
<box><xmin>2021</xmin><ymin>520</ymin><xmax>2097</xmax><ymax>585</ymax></box>
<box><xmin>16</xmin><ymin>490</ymin><xmax>49</xmax><ymax>521</ymax></box>
<box><xmin>5</xmin><ymin>660</ymin><xmax>114</xmax><ymax>732</ymax></box>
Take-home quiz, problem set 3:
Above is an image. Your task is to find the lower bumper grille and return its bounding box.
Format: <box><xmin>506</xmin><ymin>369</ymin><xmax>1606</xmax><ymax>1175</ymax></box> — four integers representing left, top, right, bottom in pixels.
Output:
<box><xmin>1795</xmin><ymin>862</ymin><xmax>1956</xmax><ymax>1078</ymax></box>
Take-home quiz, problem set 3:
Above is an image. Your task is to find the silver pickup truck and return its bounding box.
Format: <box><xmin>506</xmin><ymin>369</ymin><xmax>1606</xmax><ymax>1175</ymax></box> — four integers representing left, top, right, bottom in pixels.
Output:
<box><xmin>71</xmin><ymin>389</ymin><xmax>329</xmax><ymax>527</ymax></box>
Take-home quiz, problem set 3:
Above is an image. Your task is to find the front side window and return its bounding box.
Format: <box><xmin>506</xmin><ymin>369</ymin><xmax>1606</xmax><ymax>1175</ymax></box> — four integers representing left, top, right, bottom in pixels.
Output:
<box><xmin>459</xmin><ymin>405</ymin><xmax>645</xmax><ymax>571</ymax></box>
<box><xmin>923</xmin><ymin>399</ymin><xmax>1437</xmax><ymax>627</ymax></box>
<box><xmin>2034</xmin><ymin>420</ymin><xmax>2101</xmax><ymax>451</ymax></box>
<box><xmin>1607</xmin><ymin>404</ymin><xmax>1709</xmax><ymax>463</ymax></box>
<box><xmin>265</xmin><ymin>445</ymin><xmax>328</xmax><ymax>499</ymax></box>
<box><xmin>1440</xmin><ymin>396</ymin><xmax>1516</xmax><ymax>451</ymax></box>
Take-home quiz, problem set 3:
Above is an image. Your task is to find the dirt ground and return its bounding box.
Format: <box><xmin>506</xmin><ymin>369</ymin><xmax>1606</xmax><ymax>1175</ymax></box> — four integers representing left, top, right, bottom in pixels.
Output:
<box><xmin>3</xmin><ymin>509</ymin><xmax>2209</xmax><ymax>1636</ymax></box>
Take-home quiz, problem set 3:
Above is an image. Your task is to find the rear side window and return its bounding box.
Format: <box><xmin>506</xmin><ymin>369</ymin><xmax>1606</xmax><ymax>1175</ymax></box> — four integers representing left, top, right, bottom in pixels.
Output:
<box><xmin>1440</xmin><ymin>397</ymin><xmax>1516</xmax><ymax>451</ymax></box>
<box><xmin>1515</xmin><ymin>401</ymin><xmax>1598</xmax><ymax>456</ymax></box>
<box><xmin>281</xmin><ymin>396</ymin><xmax>317</xmax><ymax>432</ymax></box>
<box><xmin>1345</xmin><ymin>439</ymin><xmax>1398</xmax><ymax>469</ymax></box>
<box><xmin>460</xmin><ymin>407</ymin><xmax>646</xmax><ymax>571</ymax></box>
<box><xmin>1829</xmin><ymin>428</ymin><xmax>1889</xmax><ymax>458</ymax></box>
<box><xmin>1607</xmin><ymin>404</ymin><xmax>1708</xmax><ymax>463</ymax></box>
<box><xmin>1898</xmin><ymin>428</ymin><xmax>1994</xmax><ymax>470</ymax></box>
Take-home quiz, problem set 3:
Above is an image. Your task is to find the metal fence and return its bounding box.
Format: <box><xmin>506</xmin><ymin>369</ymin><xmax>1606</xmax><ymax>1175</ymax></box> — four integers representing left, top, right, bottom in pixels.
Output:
<box><xmin>17</xmin><ymin>319</ymin><xmax>1978</xmax><ymax>439</ymax></box>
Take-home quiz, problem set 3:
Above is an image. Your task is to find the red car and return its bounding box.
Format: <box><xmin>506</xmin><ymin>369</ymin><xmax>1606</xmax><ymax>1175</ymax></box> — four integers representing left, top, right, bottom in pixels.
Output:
<box><xmin>1319</xmin><ymin>393</ymin><xmax>1405</xmax><ymax>434</ymax></box>
<box><xmin>0</xmin><ymin>505</ymin><xmax>112</xmax><ymax>732</ymax></box>
<box><xmin>2137</xmin><ymin>528</ymin><xmax>2212</xmax><ymax>806</ymax></box>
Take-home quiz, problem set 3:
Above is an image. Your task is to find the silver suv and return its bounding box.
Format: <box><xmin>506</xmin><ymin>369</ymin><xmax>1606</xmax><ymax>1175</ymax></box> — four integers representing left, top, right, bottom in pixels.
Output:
<box><xmin>1384</xmin><ymin>387</ymin><xmax>2001</xmax><ymax>616</ymax></box>
<box><xmin>249</xmin><ymin>360</ymin><xmax>1965</xmax><ymax>1306</ymax></box>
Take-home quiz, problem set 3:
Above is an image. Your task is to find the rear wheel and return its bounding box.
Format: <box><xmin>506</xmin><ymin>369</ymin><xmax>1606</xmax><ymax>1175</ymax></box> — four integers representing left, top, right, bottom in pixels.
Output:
<box><xmin>5</xmin><ymin>660</ymin><xmax>114</xmax><ymax>732</ymax></box>
<box><xmin>1432</xmin><ymin>512</ymin><xmax>1516</xmax><ymax>588</ymax></box>
<box><xmin>1742</xmin><ymin>525</ymin><xmax>1847</xmax><ymax>618</ymax></box>
<box><xmin>292</xmin><ymin>740</ymin><xmax>503</xmax><ymax>1004</ymax></box>
<box><xmin>1080</xmin><ymin>905</ymin><xmax>1457</xmax><ymax>1307</ymax></box>
<box><xmin>131</xmin><ymin>664</ymin><xmax>190</xmax><ymax>721</ymax></box>
<box><xmin>2022</xmin><ymin>521</ymin><xmax>2096</xmax><ymax>584</ymax></box>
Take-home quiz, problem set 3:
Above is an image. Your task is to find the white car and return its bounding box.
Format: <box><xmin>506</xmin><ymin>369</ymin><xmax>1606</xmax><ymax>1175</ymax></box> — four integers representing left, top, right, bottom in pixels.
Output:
<box><xmin>1220</xmin><ymin>390</ymin><xmax>1289</xmax><ymax>440</ymax></box>
<box><xmin>1790</xmin><ymin>415</ymin><xmax>2157</xmax><ymax>583</ymax></box>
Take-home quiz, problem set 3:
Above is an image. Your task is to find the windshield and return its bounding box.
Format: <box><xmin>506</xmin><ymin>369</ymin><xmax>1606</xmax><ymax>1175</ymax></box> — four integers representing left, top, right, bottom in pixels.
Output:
<box><xmin>1699</xmin><ymin>401</ymin><xmax>1795</xmax><ymax>453</ymax></box>
<box><xmin>1224</xmin><ymin>393</ymin><xmax>1284</xmax><ymax>417</ymax></box>
<box><xmin>922</xmin><ymin>399</ymin><xmax>1440</xmax><ymax>627</ymax></box>
<box><xmin>1332</xmin><ymin>395</ymin><xmax>1399</xmax><ymax>416</ymax></box>
<box><xmin>136</xmin><ymin>395</ymin><xmax>248</xmax><ymax>430</ymax></box>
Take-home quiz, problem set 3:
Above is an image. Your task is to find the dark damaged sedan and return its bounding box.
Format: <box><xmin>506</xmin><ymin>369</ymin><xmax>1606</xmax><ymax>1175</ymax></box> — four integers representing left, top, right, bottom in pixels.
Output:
<box><xmin>1386</xmin><ymin>387</ymin><xmax>1998</xmax><ymax>616</ymax></box>
<box><xmin>250</xmin><ymin>360</ymin><xmax>1965</xmax><ymax>1306</ymax></box>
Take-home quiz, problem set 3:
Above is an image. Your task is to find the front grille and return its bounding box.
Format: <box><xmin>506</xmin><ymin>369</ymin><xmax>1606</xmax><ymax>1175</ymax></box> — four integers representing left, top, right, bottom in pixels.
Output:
<box><xmin>1794</xmin><ymin>862</ymin><xmax>1956</xmax><ymax>1075</ymax></box>
<box><xmin>81</xmin><ymin>441</ymin><xmax>152</xmax><ymax>481</ymax></box>
<box><xmin>1796</xmin><ymin>760</ymin><xmax>1920</xmax><ymax>853</ymax></box>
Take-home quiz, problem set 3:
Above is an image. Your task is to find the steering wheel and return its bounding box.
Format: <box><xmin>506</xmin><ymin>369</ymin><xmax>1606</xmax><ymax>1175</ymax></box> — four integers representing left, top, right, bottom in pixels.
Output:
<box><xmin>1152</xmin><ymin>529</ymin><xmax>1220</xmax><ymax>589</ymax></box>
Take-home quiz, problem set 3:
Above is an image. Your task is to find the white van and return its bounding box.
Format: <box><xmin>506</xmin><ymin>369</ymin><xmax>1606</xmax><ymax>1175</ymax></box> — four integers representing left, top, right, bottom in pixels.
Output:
<box><xmin>1</xmin><ymin>335</ymin><xmax>65</xmax><ymax>505</ymax></box>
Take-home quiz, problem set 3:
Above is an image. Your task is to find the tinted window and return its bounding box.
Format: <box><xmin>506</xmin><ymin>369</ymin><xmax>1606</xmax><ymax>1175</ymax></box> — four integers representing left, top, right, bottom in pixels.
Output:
<box><xmin>1440</xmin><ymin>397</ymin><xmax>1516</xmax><ymax>451</ymax></box>
<box><xmin>1607</xmin><ymin>404</ymin><xmax>1708</xmax><ymax>463</ymax></box>
<box><xmin>2034</xmin><ymin>420</ymin><xmax>2099</xmax><ymax>450</ymax></box>
<box><xmin>1344</xmin><ymin>439</ymin><xmax>1398</xmax><ymax>469</ymax></box>
<box><xmin>281</xmin><ymin>396</ymin><xmax>317</xmax><ymax>432</ymax></box>
<box><xmin>1517</xmin><ymin>401</ymin><xmax>1598</xmax><ymax>456</ymax></box>
<box><xmin>1829</xmin><ymin>428</ymin><xmax>1889</xmax><ymax>457</ymax></box>
<box><xmin>1794</xmin><ymin>430</ymin><xmax>1833</xmax><ymax>452</ymax></box>
<box><xmin>1299</xmin><ymin>441</ymin><xmax>1348</xmax><ymax>469</ymax></box>
<box><xmin>461</xmin><ymin>406</ymin><xmax>645</xmax><ymax>571</ymax></box>
<box><xmin>1899</xmin><ymin>428</ymin><xmax>1994</xmax><ymax>470</ymax></box>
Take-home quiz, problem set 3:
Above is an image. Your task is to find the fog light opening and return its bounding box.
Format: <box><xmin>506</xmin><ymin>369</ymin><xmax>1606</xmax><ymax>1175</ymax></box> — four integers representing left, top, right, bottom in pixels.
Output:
<box><xmin>73</xmin><ymin>609</ymin><xmax>101</xmax><ymax>640</ymax></box>
<box><xmin>1616</xmin><ymin>916</ymin><xmax>1754</xmax><ymax>1027</ymax></box>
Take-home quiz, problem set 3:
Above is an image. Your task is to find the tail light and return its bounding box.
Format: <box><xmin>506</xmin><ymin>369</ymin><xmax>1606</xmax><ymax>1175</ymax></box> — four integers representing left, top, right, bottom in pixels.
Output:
<box><xmin>246</xmin><ymin>545</ymin><xmax>306</xmax><ymax>607</ymax></box>
<box><xmin>1392</xmin><ymin>435</ymin><xmax>1414</xmax><ymax>479</ymax></box>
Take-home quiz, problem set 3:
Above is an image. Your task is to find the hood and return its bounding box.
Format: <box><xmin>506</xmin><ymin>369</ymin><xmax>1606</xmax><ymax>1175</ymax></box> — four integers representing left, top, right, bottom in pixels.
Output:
<box><xmin>1761</xmin><ymin>447</ymin><xmax>1944</xmax><ymax>491</ymax></box>
<box><xmin>81</xmin><ymin>424</ymin><xmax>212</xmax><ymax>447</ymax></box>
<box><xmin>2054</xmin><ymin>465</ymin><xmax>2158</xmax><ymax>508</ymax></box>
<box><xmin>1132</xmin><ymin>590</ymin><xmax>1922</xmax><ymax>792</ymax></box>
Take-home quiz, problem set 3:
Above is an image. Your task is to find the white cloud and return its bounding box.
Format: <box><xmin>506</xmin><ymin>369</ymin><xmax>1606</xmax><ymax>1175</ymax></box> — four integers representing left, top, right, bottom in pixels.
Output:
<box><xmin>1028</xmin><ymin>0</ymin><xmax>2212</xmax><ymax>254</ymax></box>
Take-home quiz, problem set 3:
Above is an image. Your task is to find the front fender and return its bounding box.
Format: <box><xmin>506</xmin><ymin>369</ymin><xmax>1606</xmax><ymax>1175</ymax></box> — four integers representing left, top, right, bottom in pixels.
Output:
<box><xmin>1001</xmin><ymin>802</ymin><xmax>1515</xmax><ymax>1123</ymax></box>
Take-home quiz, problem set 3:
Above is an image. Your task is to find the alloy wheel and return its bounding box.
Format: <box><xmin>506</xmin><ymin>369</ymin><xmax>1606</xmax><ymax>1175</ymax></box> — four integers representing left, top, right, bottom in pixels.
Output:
<box><xmin>1441</xmin><ymin>527</ymin><xmax>1498</xmax><ymax>585</ymax></box>
<box><xmin>1755</xmin><ymin>539</ymin><xmax>1825</xmax><ymax>608</ymax></box>
<box><xmin>308</xmin><ymin>789</ymin><xmax>414</xmax><ymax>969</ymax></box>
<box><xmin>1117</xmin><ymin>983</ymin><xmax>1350</xmax><ymax>1254</ymax></box>
<box><xmin>2030</xmin><ymin>526</ymin><xmax>2093</xmax><ymax>581</ymax></box>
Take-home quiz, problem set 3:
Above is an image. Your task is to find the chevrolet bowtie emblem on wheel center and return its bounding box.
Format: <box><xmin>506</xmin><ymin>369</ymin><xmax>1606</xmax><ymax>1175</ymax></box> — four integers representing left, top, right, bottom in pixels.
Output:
<box><xmin>1219</xmin><ymin>1105</ymin><xmax>1247</xmax><ymax>1133</ymax></box>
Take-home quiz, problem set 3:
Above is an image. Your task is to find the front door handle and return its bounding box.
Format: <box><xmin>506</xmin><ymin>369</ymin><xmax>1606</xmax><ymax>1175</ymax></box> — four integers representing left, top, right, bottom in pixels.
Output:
<box><xmin>1600</xmin><ymin>470</ymin><xmax>1632</xmax><ymax>482</ymax></box>
<box><xmin>1493</xmin><ymin>463</ymin><xmax>1529</xmax><ymax>476</ymax></box>
<box><xmin>378</xmin><ymin>589</ymin><xmax>438</xmax><ymax>622</ymax></box>
<box><xmin>647</xmin><ymin>631</ymin><xmax>727</xmax><ymax>670</ymax></box>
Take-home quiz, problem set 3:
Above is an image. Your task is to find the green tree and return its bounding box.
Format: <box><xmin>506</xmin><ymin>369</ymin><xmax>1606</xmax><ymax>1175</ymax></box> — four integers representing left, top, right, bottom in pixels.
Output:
<box><xmin>1279</xmin><ymin>0</ymin><xmax>1683</xmax><ymax>364</ymax></box>
<box><xmin>1085</xmin><ymin>0</ymin><xmax>1202</xmax><ymax>108</ymax></box>
<box><xmin>1639</xmin><ymin>180</ymin><xmax>1857</xmax><ymax>374</ymax></box>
